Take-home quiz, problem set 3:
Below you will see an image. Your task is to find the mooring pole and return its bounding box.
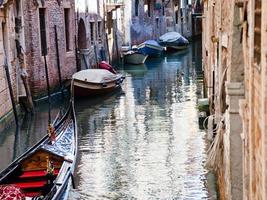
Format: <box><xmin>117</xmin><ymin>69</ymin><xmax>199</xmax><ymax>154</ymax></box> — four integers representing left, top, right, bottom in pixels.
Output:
<box><xmin>105</xmin><ymin>33</ymin><xmax>111</xmax><ymax>63</ymax></box>
<box><xmin>114</xmin><ymin>31</ymin><xmax>119</xmax><ymax>66</ymax></box>
<box><xmin>75</xmin><ymin>35</ymin><xmax>80</xmax><ymax>72</ymax></box>
<box><xmin>54</xmin><ymin>25</ymin><xmax>64</xmax><ymax>97</ymax></box>
<box><xmin>4</xmin><ymin>57</ymin><xmax>19</xmax><ymax>126</ymax></box>
<box><xmin>82</xmin><ymin>54</ymin><xmax>89</xmax><ymax>69</ymax></box>
<box><xmin>94</xmin><ymin>44</ymin><xmax>98</xmax><ymax>67</ymax></box>
<box><xmin>44</xmin><ymin>55</ymin><xmax>51</xmax><ymax>124</ymax></box>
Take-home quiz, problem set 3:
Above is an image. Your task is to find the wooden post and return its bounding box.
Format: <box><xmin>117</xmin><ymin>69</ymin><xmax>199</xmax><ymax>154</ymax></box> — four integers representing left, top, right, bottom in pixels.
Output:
<box><xmin>94</xmin><ymin>44</ymin><xmax>98</xmax><ymax>67</ymax></box>
<box><xmin>82</xmin><ymin>54</ymin><xmax>89</xmax><ymax>69</ymax></box>
<box><xmin>44</xmin><ymin>55</ymin><xmax>51</xmax><ymax>124</ymax></box>
<box><xmin>4</xmin><ymin>57</ymin><xmax>19</xmax><ymax>126</ymax></box>
<box><xmin>114</xmin><ymin>31</ymin><xmax>119</xmax><ymax>66</ymax></box>
<box><xmin>54</xmin><ymin>25</ymin><xmax>64</xmax><ymax>97</ymax></box>
<box><xmin>105</xmin><ymin>33</ymin><xmax>111</xmax><ymax>63</ymax></box>
<box><xmin>75</xmin><ymin>35</ymin><xmax>80</xmax><ymax>72</ymax></box>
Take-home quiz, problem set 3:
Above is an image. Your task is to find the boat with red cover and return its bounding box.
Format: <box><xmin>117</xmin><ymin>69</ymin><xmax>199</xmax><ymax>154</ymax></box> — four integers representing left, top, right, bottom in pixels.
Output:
<box><xmin>0</xmin><ymin>101</ymin><xmax>77</xmax><ymax>200</ymax></box>
<box><xmin>72</xmin><ymin>62</ymin><xmax>125</xmax><ymax>97</ymax></box>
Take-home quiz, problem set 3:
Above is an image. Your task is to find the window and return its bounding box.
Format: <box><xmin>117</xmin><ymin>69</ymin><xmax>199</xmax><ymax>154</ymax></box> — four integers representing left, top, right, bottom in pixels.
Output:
<box><xmin>97</xmin><ymin>21</ymin><xmax>102</xmax><ymax>42</ymax></box>
<box><xmin>175</xmin><ymin>4</ymin><xmax>179</xmax><ymax>24</ymax></box>
<box><xmin>156</xmin><ymin>18</ymin><xmax>159</xmax><ymax>29</ymax></box>
<box><xmin>254</xmin><ymin>0</ymin><xmax>261</xmax><ymax>65</ymax></box>
<box><xmin>144</xmin><ymin>0</ymin><xmax>151</xmax><ymax>17</ymax></box>
<box><xmin>162</xmin><ymin>0</ymin><xmax>165</xmax><ymax>16</ymax></box>
<box><xmin>39</xmin><ymin>8</ymin><xmax>47</xmax><ymax>56</ymax></box>
<box><xmin>90</xmin><ymin>22</ymin><xmax>95</xmax><ymax>45</ymax></box>
<box><xmin>135</xmin><ymin>0</ymin><xmax>139</xmax><ymax>16</ymax></box>
<box><xmin>64</xmin><ymin>8</ymin><xmax>70</xmax><ymax>51</ymax></box>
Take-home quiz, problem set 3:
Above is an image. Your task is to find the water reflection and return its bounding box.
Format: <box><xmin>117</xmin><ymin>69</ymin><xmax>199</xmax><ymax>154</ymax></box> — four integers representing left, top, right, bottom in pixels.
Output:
<box><xmin>0</xmin><ymin>97</ymin><xmax>67</xmax><ymax>171</ymax></box>
<box><xmin>72</xmin><ymin>40</ymin><xmax>216</xmax><ymax>199</ymax></box>
<box><xmin>0</xmin><ymin>40</ymin><xmax>216</xmax><ymax>199</ymax></box>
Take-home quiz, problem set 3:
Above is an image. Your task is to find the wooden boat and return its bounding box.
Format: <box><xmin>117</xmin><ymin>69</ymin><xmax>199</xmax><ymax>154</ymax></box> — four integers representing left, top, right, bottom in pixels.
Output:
<box><xmin>158</xmin><ymin>32</ymin><xmax>189</xmax><ymax>51</ymax></box>
<box><xmin>123</xmin><ymin>51</ymin><xmax>148</xmax><ymax>64</ymax></box>
<box><xmin>137</xmin><ymin>40</ymin><xmax>164</xmax><ymax>57</ymax></box>
<box><xmin>0</xmin><ymin>102</ymin><xmax>77</xmax><ymax>200</ymax></box>
<box><xmin>72</xmin><ymin>69</ymin><xmax>125</xmax><ymax>97</ymax></box>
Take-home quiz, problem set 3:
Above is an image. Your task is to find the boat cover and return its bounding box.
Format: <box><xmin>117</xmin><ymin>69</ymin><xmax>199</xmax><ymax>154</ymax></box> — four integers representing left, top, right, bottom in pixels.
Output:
<box><xmin>143</xmin><ymin>40</ymin><xmax>162</xmax><ymax>47</ymax></box>
<box><xmin>124</xmin><ymin>50</ymin><xmax>143</xmax><ymax>55</ymax></box>
<box><xmin>72</xmin><ymin>69</ymin><xmax>121</xmax><ymax>83</ymax></box>
<box><xmin>159</xmin><ymin>32</ymin><xmax>189</xmax><ymax>45</ymax></box>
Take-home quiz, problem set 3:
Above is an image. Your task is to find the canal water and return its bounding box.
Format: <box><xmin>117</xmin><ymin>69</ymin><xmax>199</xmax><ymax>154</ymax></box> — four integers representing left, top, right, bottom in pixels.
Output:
<box><xmin>0</xmin><ymin>40</ymin><xmax>217</xmax><ymax>199</ymax></box>
<box><xmin>71</xmin><ymin>40</ymin><xmax>217</xmax><ymax>199</ymax></box>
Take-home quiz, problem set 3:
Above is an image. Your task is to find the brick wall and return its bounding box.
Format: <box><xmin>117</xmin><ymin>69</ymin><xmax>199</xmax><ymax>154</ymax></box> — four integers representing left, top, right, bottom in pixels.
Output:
<box><xmin>23</xmin><ymin>0</ymin><xmax>76</xmax><ymax>98</ymax></box>
<box><xmin>240</xmin><ymin>0</ymin><xmax>267</xmax><ymax>199</ymax></box>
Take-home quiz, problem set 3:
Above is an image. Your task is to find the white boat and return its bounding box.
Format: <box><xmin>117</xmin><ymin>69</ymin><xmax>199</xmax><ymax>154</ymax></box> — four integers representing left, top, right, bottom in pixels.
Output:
<box><xmin>72</xmin><ymin>69</ymin><xmax>125</xmax><ymax>97</ymax></box>
<box><xmin>124</xmin><ymin>51</ymin><xmax>148</xmax><ymax>65</ymax></box>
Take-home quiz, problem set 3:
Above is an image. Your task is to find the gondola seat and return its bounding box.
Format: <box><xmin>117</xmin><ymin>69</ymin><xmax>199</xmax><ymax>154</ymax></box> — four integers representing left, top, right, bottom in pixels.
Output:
<box><xmin>19</xmin><ymin>169</ymin><xmax>60</xmax><ymax>179</ymax></box>
<box><xmin>14</xmin><ymin>180</ymin><xmax>47</xmax><ymax>189</ymax></box>
<box><xmin>24</xmin><ymin>191</ymin><xmax>40</xmax><ymax>197</ymax></box>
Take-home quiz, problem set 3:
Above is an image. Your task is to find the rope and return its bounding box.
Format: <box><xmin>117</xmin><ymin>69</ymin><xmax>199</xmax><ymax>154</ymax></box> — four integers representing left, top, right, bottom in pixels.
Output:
<box><xmin>205</xmin><ymin>115</ymin><xmax>225</xmax><ymax>171</ymax></box>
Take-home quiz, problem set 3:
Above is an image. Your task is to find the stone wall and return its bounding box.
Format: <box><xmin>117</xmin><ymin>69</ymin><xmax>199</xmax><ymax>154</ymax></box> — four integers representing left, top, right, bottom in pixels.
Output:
<box><xmin>0</xmin><ymin>2</ymin><xmax>18</xmax><ymax>119</ymax></box>
<box><xmin>202</xmin><ymin>0</ymin><xmax>244</xmax><ymax>199</ymax></box>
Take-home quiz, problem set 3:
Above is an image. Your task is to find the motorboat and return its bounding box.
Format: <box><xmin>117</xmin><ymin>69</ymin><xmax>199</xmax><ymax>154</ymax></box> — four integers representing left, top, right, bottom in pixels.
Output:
<box><xmin>137</xmin><ymin>40</ymin><xmax>164</xmax><ymax>57</ymax></box>
<box><xmin>158</xmin><ymin>32</ymin><xmax>189</xmax><ymax>51</ymax></box>
<box><xmin>72</xmin><ymin>67</ymin><xmax>125</xmax><ymax>97</ymax></box>
<box><xmin>123</xmin><ymin>50</ymin><xmax>148</xmax><ymax>64</ymax></box>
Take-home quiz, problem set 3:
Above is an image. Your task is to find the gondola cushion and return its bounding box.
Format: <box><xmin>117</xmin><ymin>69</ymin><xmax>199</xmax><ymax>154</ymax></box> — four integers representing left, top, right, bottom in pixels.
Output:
<box><xmin>0</xmin><ymin>185</ymin><xmax>25</xmax><ymax>200</ymax></box>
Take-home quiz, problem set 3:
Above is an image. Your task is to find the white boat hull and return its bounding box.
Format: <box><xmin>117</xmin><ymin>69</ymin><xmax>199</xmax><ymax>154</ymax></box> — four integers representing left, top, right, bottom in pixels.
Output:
<box><xmin>124</xmin><ymin>53</ymin><xmax>148</xmax><ymax>64</ymax></box>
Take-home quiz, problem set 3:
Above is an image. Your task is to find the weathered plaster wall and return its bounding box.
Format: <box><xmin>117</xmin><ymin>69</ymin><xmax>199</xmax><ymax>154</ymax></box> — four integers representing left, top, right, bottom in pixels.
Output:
<box><xmin>130</xmin><ymin>0</ymin><xmax>166</xmax><ymax>45</ymax></box>
<box><xmin>0</xmin><ymin>3</ymin><xmax>18</xmax><ymax>119</ymax></box>
<box><xmin>203</xmin><ymin>0</ymin><xmax>243</xmax><ymax>199</ymax></box>
<box><xmin>240</xmin><ymin>0</ymin><xmax>267</xmax><ymax>199</ymax></box>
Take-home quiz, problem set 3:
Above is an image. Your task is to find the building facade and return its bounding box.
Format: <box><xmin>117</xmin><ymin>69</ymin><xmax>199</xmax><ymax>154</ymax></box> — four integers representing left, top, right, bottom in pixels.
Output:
<box><xmin>123</xmin><ymin>0</ymin><xmax>194</xmax><ymax>46</ymax></box>
<box><xmin>240</xmin><ymin>0</ymin><xmax>267</xmax><ymax>199</ymax></box>
<box><xmin>203</xmin><ymin>0</ymin><xmax>267</xmax><ymax>199</ymax></box>
<box><xmin>202</xmin><ymin>0</ymin><xmax>244</xmax><ymax>199</ymax></box>
<box><xmin>0</xmin><ymin>0</ymin><xmax>25</xmax><ymax>121</ymax></box>
<box><xmin>24</xmin><ymin>0</ymin><xmax>76</xmax><ymax>97</ymax></box>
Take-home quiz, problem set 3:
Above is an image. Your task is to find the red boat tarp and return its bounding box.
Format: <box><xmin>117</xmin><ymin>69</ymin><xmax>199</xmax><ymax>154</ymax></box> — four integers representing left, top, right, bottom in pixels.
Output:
<box><xmin>99</xmin><ymin>61</ymin><xmax>117</xmax><ymax>74</ymax></box>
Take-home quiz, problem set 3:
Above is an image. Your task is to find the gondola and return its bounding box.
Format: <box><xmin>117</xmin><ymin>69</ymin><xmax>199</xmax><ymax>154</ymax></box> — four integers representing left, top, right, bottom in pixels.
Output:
<box><xmin>0</xmin><ymin>101</ymin><xmax>77</xmax><ymax>200</ymax></box>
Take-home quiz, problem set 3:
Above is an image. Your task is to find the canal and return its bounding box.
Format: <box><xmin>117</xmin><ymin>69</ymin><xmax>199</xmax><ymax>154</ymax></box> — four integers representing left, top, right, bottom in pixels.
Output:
<box><xmin>0</xmin><ymin>40</ymin><xmax>217</xmax><ymax>199</ymax></box>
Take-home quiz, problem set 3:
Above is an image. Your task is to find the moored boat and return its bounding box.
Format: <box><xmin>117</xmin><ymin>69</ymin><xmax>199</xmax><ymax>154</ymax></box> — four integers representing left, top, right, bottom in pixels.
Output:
<box><xmin>137</xmin><ymin>40</ymin><xmax>164</xmax><ymax>57</ymax></box>
<box><xmin>72</xmin><ymin>68</ymin><xmax>125</xmax><ymax>97</ymax></box>
<box><xmin>123</xmin><ymin>51</ymin><xmax>148</xmax><ymax>65</ymax></box>
<box><xmin>0</xmin><ymin>102</ymin><xmax>77</xmax><ymax>200</ymax></box>
<box><xmin>158</xmin><ymin>32</ymin><xmax>189</xmax><ymax>51</ymax></box>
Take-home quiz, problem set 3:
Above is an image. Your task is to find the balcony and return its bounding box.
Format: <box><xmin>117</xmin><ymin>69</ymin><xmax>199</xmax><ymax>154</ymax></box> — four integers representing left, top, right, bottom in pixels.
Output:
<box><xmin>106</xmin><ymin>0</ymin><xmax>123</xmax><ymax>13</ymax></box>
